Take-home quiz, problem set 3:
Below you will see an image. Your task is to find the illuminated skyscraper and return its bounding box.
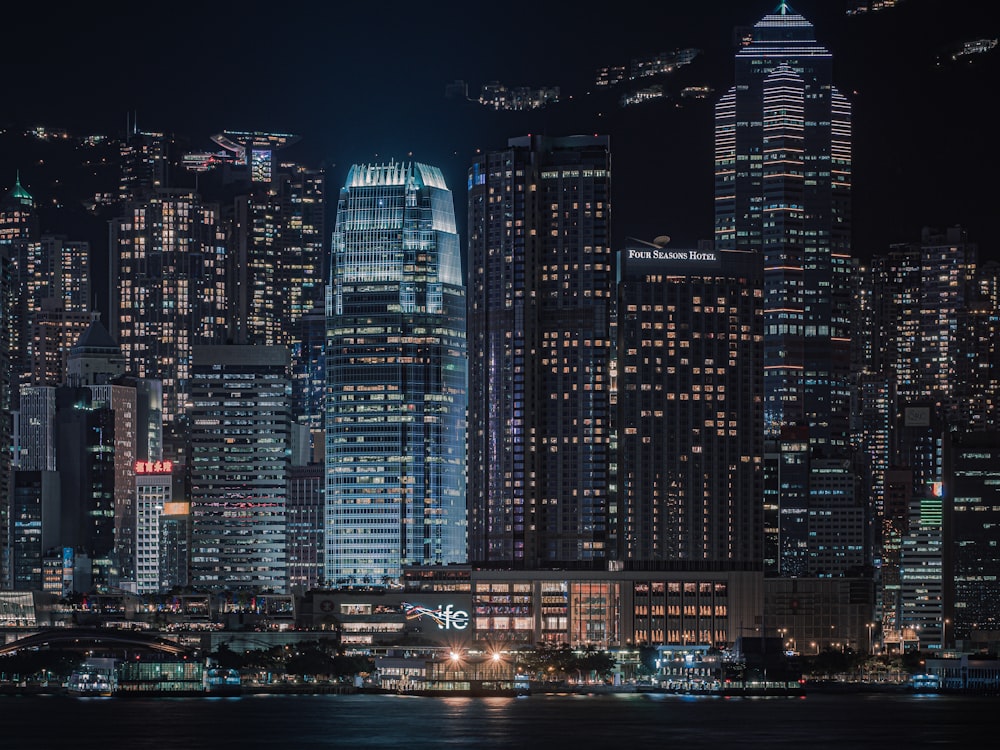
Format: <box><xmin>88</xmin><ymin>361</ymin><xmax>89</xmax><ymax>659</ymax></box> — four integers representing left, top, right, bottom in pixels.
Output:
<box><xmin>228</xmin><ymin>152</ymin><xmax>324</xmax><ymax>348</ymax></box>
<box><xmin>467</xmin><ymin>135</ymin><xmax>612</xmax><ymax>568</ymax></box>
<box><xmin>1</xmin><ymin>173</ymin><xmax>37</xmax><ymax>587</ymax></box>
<box><xmin>947</xmin><ymin>431</ymin><xmax>1000</xmax><ymax>645</ymax></box>
<box><xmin>189</xmin><ymin>345</ymin><xmax>290</xmax><ymax>593</ymax></box>
<box><xmin>716</xmin><ymin>5</ymin><xmax>853</xmax><ymax>578</ymax></box>
<box><xmin>110</xmin><ymin>189</ymin><xmax>229</xmax><ymax>426</ymax></box>
<box><xmin>714</xmin><ymin>3</ymin><xmax>852</xmax><ymax>450</ymax></box>
<box><xmin>325</xmin><ymin>161</ymin><xmax>466</xmax><ymax>586</ymax></box>
<box><xmin>119</xmin><ymin>126</ymin><xmax>173</xmax><ymax>203</ymax></box>
<box><xmin>616</xmin><ymin>245</ymin><xmax>763</xmax><ymax>566</ymax></box>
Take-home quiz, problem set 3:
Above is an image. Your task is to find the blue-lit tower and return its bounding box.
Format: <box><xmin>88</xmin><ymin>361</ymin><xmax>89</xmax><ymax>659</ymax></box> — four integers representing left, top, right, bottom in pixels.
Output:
<box><xmin>325</xmin><ymin>161</ymin><xmax>467</xmax><ymax>586</ymax></box>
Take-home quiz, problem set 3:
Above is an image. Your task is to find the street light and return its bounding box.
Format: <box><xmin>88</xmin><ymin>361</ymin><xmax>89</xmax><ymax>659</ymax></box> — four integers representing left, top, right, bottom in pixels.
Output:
<box><xmin>867</xmin><ymin>622</ymin><xmax>875</xmax><ymax>656</ymax></box>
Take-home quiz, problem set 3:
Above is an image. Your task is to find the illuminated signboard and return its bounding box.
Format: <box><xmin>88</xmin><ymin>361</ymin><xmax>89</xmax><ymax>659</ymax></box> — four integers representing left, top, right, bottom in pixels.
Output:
<box><xmin>626</xmin><ymin>248</ymin><xmax>718</xmax><ymax>262</ymax></box>
<box><xmin>134</xmin><ymin>460</ymin><xmax>174</xmax><ymax>475</ymax></box>
<box><xmin>402</xmin><ymin>602</ymin><xmax>469</xmax><ymax>630</ymax></box>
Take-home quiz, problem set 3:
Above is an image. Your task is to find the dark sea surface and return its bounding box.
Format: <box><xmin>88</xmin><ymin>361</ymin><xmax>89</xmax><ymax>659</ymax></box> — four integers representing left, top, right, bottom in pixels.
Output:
<box><xmin>1</xmin><ymin>691</ymin><xmax>994</xmax><ymax>749</ymax></box>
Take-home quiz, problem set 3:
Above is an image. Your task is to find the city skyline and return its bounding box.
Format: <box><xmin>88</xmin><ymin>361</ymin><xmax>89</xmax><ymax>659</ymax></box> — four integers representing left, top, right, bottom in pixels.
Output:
<box><xmin>2</xmin><ymin>0</ymin><xmax>998</xmax><ymax>271</ymax></box>
<box><xmin>0</xmin><ymin>0</ymin><xmax>998</xmax><ymax>661</ymax></box>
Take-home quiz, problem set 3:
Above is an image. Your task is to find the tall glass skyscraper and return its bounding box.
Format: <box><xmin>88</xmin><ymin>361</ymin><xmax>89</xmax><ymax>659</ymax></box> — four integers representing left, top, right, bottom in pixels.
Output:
<box><xmin>325</xmin><ymin>161</ymin><xmax>466</xmax><ymax>587</ymax></box>
<box><xmin>714</xmin><ymin>3</ymin><xmax>852</xmax><ymax>451</ymax></box>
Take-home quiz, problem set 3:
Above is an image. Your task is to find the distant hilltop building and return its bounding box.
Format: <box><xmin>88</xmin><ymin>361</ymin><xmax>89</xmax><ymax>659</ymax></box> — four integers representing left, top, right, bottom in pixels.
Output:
<box><xmin>595</xmin><ymin>48</ymin><xmax>699</xmax><ymax>87</ymax></box>
<box><xmin>477</xmin><ymin>82</ymin><xmax>559</xmax><ymax>111</ymax></box>
<box><xmin>619</xmin><ymin>85</ymin><xmax>665</xmax><ymax>107</ymax></box>
<box><xmin>846</xmin><ymin>0</ymin><xmax>904</xmax><ymax>15</ymax></box>
<box><xmin>182</xmin><ymin>130</ymin><xmax>301</xmax><ymax>179</ymax></box>
<box><xmin>951</xmin><ymin>38</ymin><xmax>997</xmax><ymax>60</ymax></box>
<box><xmin>681</xmin><ymin>85</ymin><xmax>714</xmax><ymax>99</ymax></box>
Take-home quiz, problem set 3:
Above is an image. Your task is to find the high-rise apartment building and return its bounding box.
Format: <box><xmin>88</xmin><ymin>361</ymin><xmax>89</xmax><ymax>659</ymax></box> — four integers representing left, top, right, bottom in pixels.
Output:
<box><xmin>467</xmin><ymin>135</ymin><xmax>612</xmax><ymax>569</ymax></box>
<box><xmin>873</xmin><ymin>227</ymin><xmax>983</xmax><ymax>427</ymax></box>
<box><xmin>615</xmin><ymin>244</ymin><xmax>763</xmax><ymax>566</ymax></box>
<box><xmin>188</xmin><ymin>345</ymin><xmax>290</xmax><ymax>593</ymax></box>
<box><xmin>119</xmin><ymin>125</ymin><xmax>179</xmax><ymax>204</ymax></box>
<box><xmin>231</xmin><ymin>160</ymin><xmax>325</xmax><ymax>348</ymax></box>
<box><xmin>325</xmin><ymin>161</ymin><xmax>467</xmax><ymax>586</ymax></box>
<box><xmin>110</xmin><ymin>188</ymin><xmax>229</xmax><ymax>426</ymax></box>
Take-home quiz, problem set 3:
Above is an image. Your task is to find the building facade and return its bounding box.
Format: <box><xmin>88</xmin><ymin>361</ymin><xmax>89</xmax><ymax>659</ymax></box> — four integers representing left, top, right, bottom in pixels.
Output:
<box><xmin>467</xmin><ymin>135</ymin><xmax>612</xmax><ymax>568</ymax></box>
<box><xmin>110</xmin><ymin>189</ymin><xmax>229</xmax><ymax>426</ymax></box>
<box><xmin>615</xmin><ymin>245</ymin><xmax>763</xmax><ymax>567</ymax></box>
<box><xmin>714</xmin><ymin>3</ymin><xmax>853</xmax><ymax>579</ymax></box>
<box><xmin>188</xmin><ymin>345</ymin><xmax>290</xmax><ymax>593</ymax></box>
<box><xmin>325</xmin><ymin>161</ymin><xmax>467</xmax><ymax>586</ymax></box>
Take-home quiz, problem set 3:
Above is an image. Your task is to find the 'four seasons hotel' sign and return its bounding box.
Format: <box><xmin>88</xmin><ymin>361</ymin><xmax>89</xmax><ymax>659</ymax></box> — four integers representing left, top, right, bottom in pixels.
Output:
<box><xmin>626</xmin><ymin>248</ymin><xmax>718</xmax><ymax>262</ymax></box>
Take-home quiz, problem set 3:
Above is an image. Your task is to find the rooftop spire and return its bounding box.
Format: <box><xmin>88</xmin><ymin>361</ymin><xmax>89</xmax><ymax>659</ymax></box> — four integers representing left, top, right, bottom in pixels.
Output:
<box><xmin>9</xmin><ymin>170</ymin><xmax>33</xmax><ymax>206</ymax></box>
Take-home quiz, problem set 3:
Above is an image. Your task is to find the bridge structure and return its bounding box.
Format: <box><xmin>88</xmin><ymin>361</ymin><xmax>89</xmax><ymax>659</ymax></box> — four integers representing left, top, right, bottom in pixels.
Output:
<box><xmin>0</xmin><ymin>627</ymin><xmax>197</xmax><ymax>657</ymax></box>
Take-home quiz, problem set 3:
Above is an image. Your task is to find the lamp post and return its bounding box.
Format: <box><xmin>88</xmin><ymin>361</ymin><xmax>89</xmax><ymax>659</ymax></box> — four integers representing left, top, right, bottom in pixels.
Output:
<box><xmin>941</xmin><ymin>619</ymin><xmax>950</xmax><ymax>650</ymax></box>
<box><xmin>867</xmin><ymin>622</ymin><xmax>874</xmax><ymax>656</ymax></box>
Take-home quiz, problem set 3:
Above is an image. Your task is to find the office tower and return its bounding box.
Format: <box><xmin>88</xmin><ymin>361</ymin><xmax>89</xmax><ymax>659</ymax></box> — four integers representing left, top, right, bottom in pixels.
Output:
<box><xmin>467</xmin><ymin>135</ymin><xmax>612</xmax><ymax>568</ymax></box>
<box><xmin>287</xmin><ymin>462</ymin><xmax>324</xmax><ymax>593</ymax></box>
<box><xmin>159</xmin><ymin>501</ymin><xmax>189</xmax><ymax>592</ymax></box>
<box><xmin>29</xmin><ymin>300</ymin><xmax>98</xmax><ymax>387</ymax></box>
<box><xmin>15</xmin><ymin>386</ymin><xmax>57</xmax><ymax>471</ymax></box>
<box><xmin>65</xmin><ymin>320</ymin><xmax>139</xmax><ymax>586</ymax></box>
<box><xmin>715</xmin><ymin>3</ymin><xmax>851</xmax><ymax>449</ymax></box>
<box><xmin>0</xmin><ymin>174</ymin><xmax>39</xmax><ymax>401</ymax></box>
<box><xmin>2</xmin><ymin>176</ymin><xmax>37</xmax><ymax>580</ymax></box>
<box><xmin>947</xmin><ymin>431</ymin><xmax>1000</xmax><ymax>646</ymax></box>
<box><xmin>715</xmin><ymin>4</ymin><xmax>853</xmax><ymax>577</ymax></box>
<box><xmin>808</xmin><ymin>458</ymin><xmax>865</xmax><ymax>575</ymax></box>
<box><xmin>326</xmin><ymin>160</ymin><xmax>467</xmax><ymax>586</ymax></box>
<box><xmin>292</xmin><ymin>303</ymin><xmax>327</xmax><ymax>454</ymax></box>
<box><xmin>0</xmin><ymin>244</ymin><xmax>11</xmax><ymax>588</ymax></box>
<box><xmin>10</xmin><ymin>470</ymin><xmax>60</xmax><ymax>590</ymax></box>
<box><xmin>616</xmin><ymin>244</ymin><xmax>763</xmax><ymax>566</ymax></box>
<box><xmin>764</xmin><ymin>426</ymin><xmax>810</xmax><ymax>576</ymax></box>
<box><xmin>188</xmin><ymin>345</ymin><xmax>290</xmax><ymax>593</ymax></box>
<box><xmin>53</xmin><ymin>385</ymin><xmax>117</xmax><ymax>591</ymax></box>
<box><xmin>134</xmin><ymin>460</ymin><xmax>172</xmax><ymax>595</ymax></box>
<box><xmin>968</xmin><ymin>261</ymin><xmax>999</xmax><ymax>428</ymax></box>
<box><xmin>896</xmin><ymin>402</ymin><xmax>945</xmax><ymax>650</ymax></box>
<box><xmin>110</xmin><ymin>188</ymin><xmax>229</xmax><ymax>426</ymax></box>
<box><xmin>881</xmin><ymin>468</ymin><xmax>912</xmax><ymax>637</ymax></box>
<box><xmin>24</xmin><ymin>235</ymin><xmax>91</xmax><ymax>313</ymax></box>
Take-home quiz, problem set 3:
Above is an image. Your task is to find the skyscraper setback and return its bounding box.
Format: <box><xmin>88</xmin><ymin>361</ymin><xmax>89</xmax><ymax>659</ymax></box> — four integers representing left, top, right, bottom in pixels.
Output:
<box><xmin>325</xmin><ymin>161</ymin><xmax>467</xmax><ymax>587</ymax></box>
<box><xmin>467</xmin><ymin>135</ymin><xmax>613</xmax><ymax>568</ymax></box>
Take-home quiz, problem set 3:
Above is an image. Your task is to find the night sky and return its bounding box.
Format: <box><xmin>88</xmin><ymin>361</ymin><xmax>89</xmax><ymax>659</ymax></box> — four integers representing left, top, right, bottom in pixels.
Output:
<box><xmin>2</xmin><ymin>0</ymin><xmax>998</xmax><ymax>285</ymax></box>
